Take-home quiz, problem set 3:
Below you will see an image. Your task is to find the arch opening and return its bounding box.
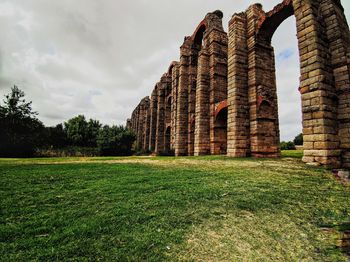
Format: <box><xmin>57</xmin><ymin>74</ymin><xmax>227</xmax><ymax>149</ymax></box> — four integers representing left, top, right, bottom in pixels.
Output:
<box><xmin>214</xmin><ymin>107</ymin><xmax>227</xmax><ymax>155</ymax></box>
<box><xmin>271</xmin><ymin>15</ymin><xmax>302</xmax><ymax>149</ymax></box>
<box><xmin>166</xmin><ymin>96</ymin><xmax>172</xmax><ymax>131</ymax></box>
<box><xmin>258</xmin><ymin>1</ymin><xmax>294</xmax><ymax>44</ymax></box>
<box><xmin>193</xmin><ymin>24</ymin><xmax>206</xmax><ymax>49</ymax></box>
<box><xmin>165</xmin><ymin>126</ymin><xmax>171</xmax><ymax>154</ymax></box>
<box><xmin>254</xmin><ymin>3</ymin><xmax>302</xmax><ymax>158</ymax></box>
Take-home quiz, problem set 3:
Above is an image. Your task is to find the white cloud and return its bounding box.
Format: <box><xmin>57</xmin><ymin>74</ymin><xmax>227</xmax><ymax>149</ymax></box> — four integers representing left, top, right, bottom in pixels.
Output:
<box><xmin>0</xmin><ymin>0</ymin><xmax>349</xmax><ymax>142</ymax></box>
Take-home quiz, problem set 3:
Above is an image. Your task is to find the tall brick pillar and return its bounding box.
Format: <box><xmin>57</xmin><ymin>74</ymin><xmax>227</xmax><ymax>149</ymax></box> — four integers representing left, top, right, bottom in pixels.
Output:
<box><xmin>136</xmin><ymin>106</ymin><xmax>143</xmax><ymax>150</ymax></box>
<box><xmin>207</xmin><ymin>19</ymin><xmax>228</xmax><ymax>155</ymax></box>
<box><xmin>194</xmin><ymin>47</ymin><xmax>210</xmax><ymax>155</ymax></box>
<box><xmin>319</xmin><ymin>0</ymin><xmax>350</xmax><ymax>168</ymax></box>
<box><xmin>187</xmin><ymin>47</ymin><xmax>199</xmax><ymax>156</ymax></box>
<box><xmin>143</xmin><ymin>98</ymin><xmax>150</xmax><ymax>152</ymax></box>
<box><xmin>246</xmin><ymin>4</ymin><xmax>281</xmax><ymax>158</ymax></box>
<box><xmin>171</xmin><ymin>63</ymin><xmax>180</xmax><ymax>151</ymax></box>
<box><xmin>155</xmin><ymin>82</ymin><xmax>165</xmax><ymax>154</ymax></box>
<box><xmin>175</xmin><ymin>37</ymin><xmax>192</xmax><ymax>156</ymax></box>
<box><xmin>227</xmin><ymin>13</ymin><xmax>250</xmax><ymax>157</ymax></box>
<box><xmin>164</xmin><ymin>74</ymin><xmax>173</xmax><ymax>153</ymax></box>
<box><xmin>293</xmin><ymin>0</ymin><xmax>341</xmax><ymax>166</ymax></box>
<box><xmin>149</xmin><ymin>88</ymin><xmax>158</xmax><ymax>151</ymax></box>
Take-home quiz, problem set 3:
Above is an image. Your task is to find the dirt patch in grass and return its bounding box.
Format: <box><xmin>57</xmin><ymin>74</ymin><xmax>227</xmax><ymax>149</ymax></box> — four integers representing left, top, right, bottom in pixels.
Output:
<box><xmin>173</xmin><ymin>212</ymin><xmax>345</xmax><ymax>262</ymax></box>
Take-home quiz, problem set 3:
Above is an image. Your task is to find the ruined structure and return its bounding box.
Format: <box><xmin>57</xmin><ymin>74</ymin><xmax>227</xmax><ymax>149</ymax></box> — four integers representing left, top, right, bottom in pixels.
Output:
<box><xmin>127</xmin><ymin>0</ymin><xmax>350</xmax><ymax>169</ymax></box>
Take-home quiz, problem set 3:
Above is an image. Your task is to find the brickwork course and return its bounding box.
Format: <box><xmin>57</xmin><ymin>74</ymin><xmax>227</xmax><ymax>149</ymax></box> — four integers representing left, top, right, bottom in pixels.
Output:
<box><xmin>127</xmin><ymin>0</ymin><xmax>350</xmax><ymax>169</ymax></box>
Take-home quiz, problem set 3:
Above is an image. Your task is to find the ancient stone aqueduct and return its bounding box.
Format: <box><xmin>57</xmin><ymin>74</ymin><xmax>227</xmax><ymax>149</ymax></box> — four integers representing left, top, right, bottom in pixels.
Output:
<box><xmin>127</xmin><ymin>0</ymin><xmax>350</xmax><ymax>168</ymax></box>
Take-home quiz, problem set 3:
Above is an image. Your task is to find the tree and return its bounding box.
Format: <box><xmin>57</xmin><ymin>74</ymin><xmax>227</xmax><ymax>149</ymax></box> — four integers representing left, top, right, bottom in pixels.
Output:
<box><xmin>86</xmin><ymin>119</ymin><xmax>102</xmax><ymax>147</ymax></box>
<box><xmin>97</xmin><ymin>125</ymin><xmax>135</xmax><ymax>156</ymax></box>
<box><xmin>45</xmin><ymin>124</ymin><xmax>68</xmax><ymax>148</ymax></box>
<box><xmin>64</xmin><ymin>115</ymin><xmax>101</xmax><ymax>147</ymax></box>
<box><xmin>293</xmin><ymin>133</ymin><xmax>303</xmax><ymax>146</ymax></box>
<box><xmin>64</xmin><ymin>115</ymin><xmax>89</xmax><ymax>146</ymax></box>
<box><xmin>280</xmin><ymin>141</ymin><xmax>296</xmax><ymax>150</ymax></box>
<box><xmin>0</xmin><ymin>86</ymin><xmax>44</xmax><ymax>157</ymax></box>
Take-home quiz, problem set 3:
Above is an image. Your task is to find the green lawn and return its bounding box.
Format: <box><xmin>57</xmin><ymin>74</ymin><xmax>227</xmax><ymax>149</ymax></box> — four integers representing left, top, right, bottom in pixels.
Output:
<box><xmin>1</xmin><ymin>152</ymin><xmax>349</xmax><ymax>261</ymax></box>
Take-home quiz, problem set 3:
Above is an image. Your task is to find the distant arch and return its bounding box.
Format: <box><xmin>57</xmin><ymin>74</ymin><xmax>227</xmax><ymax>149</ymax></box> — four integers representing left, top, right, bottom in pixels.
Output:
<box><xmin>214</xmin><ymin>107</ymin><xmax>227</xmax><ymax>155</ymax></box>
<box><xmin>257</xmin><ymin>0</ymin><xmax>294</xmax><ymax>43</ymax></box>
<box><xmin>215</xmin><ymin>100</ymin><xmax>228</xmax><ymax>119</ymax></box>
<box><xmin>165</xmin><ymin>126</ymin><xmax>171</xmax><ymax>154</ymax></box>
<box><xmin>192</xmin><ymin>20</ymin><xmax>208</xmax><ymax>45</ymax></box>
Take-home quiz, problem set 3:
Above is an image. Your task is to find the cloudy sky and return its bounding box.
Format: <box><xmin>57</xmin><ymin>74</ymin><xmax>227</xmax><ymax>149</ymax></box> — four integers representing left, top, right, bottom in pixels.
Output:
<box><xmin>0</xmin><ymin>0</ymin><xmax>349</xmax><ymax>141</ymax></box>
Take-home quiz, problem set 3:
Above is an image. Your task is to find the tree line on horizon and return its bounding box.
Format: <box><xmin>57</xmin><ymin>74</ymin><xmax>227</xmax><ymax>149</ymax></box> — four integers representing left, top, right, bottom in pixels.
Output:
<box><xmin>0</xmin><ymin>86</ymin><xmax>136</xmax><ymax>157</ymax></box>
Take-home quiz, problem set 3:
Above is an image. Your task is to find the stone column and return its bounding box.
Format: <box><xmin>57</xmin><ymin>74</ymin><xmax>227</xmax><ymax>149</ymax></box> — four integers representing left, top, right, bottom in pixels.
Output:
<box><xmin>293</xmin><ymin>0</ymin><xmax>340</xmax><ymax>166</ymax></box>
<box><xmin>207</xmin><ymin>27</ymin><xmax>228</xmax><ymax>155</ymax></box>
<box><xmin>187</xmin><ymin>47</ymin><xmax>199</xmax><ymax>156</ymax></box>
<box><xmin>320</xmin><ymin>0</ymin><xmax>350</xmax><ymax>168</ymax></box>
<box><xmin>155</xmin><ymin>82</ymin><xmax>166</xmax><ymax>154</ymax></box>
<box><xmin>136</xmin><ymin>105</ymin><xmax>143</xmax><ymax>150</ymax></box>
<box><xmin>194</xmin><ymin>48</ymin><xmax>210</xmax><ymax>155</ymax></box>
<box><xmin>149</xmin><ymin>88</ymin><xmax>158</xmax><ymax>152</ymax></box>
<box><xmin>227</xmin><ymin>13</ymin><xmax>250</xmax><ymax>157</ymax></box>
<box><xmin>246</xmin><ymin>4</ymin><xmax>280</xmax><ymax>158</ymax></box>
<box><xmin>171</xmin><ymin>63</ymin><xmax>180</xmax><ymax>151</ymax></box>
<box><xmin>143</xmin><ymin>99</ymin><xmax>150</xmax><ymax>152</ymax></box>
<box><xmin>175</xmin><ymin>37</ymin><xmax>192</xmax><ymax>156</ymax></box>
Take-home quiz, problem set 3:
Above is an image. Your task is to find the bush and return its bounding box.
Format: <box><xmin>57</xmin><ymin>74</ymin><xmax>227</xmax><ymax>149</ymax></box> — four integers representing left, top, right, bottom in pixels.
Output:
<box><xmin>293</xmin><ymin>133</ymin><xmax>303</xmax><ymax>146</ymax></box>
<box><xmin>35</xmin><ymin>146</ymin><xmax>100</xmax><ymax>157</ymax></box>
<box><xmin>97</xmin><ymin>125</ymin><xmax>136</xmax><ymax>156</ymax></box>
<box><xmin>280</xmin><ymin>141</ymin><xmax>296</xmax><ymax>150</ymax></box>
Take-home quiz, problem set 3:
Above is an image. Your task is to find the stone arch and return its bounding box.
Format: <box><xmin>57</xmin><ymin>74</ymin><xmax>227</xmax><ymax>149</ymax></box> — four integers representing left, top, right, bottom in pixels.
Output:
<box><xmin>165</xmin><ymin>125</ymin><xmax>171</xmax><ymax>154</ymax></box>
<box><xmin>192</xmin><ymin>22</ymin><xmax>207</xmax><ymax>49</ymax></box>
<box><xmin>167</xmin><ymin>61</ymin><xmax>177</xmax><ymax>76</ymax></box>
<box><xmin>228</xmin><ymin>0</ymin><xmax>350</xmax><ymax>167</ymax></box>
<box><xmin>215</xmin><ymin>100</ymin><xmax>228</xmax><ymax>119</ymax></box>
<box><xmin>166</xmin><ymin>96</ymin><xmax>172</xmax><ymax>110</ymax></box>
<box><xmin>258</xmin><ymin>100</ymin><xmax>275</xmax><ymax>120</ymax></box>
<box><xmin>214</xmin><ymin>106</ymin><xmax>228</xmax><ymax>155</ymax></box>
<box><xmin>256</xmin><ymin>0</ymin><xmax>294</xmax><ymax>43</ymax></box>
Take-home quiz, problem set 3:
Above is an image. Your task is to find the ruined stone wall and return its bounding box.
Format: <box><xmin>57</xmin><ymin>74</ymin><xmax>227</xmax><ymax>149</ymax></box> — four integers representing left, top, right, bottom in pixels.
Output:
<box><xmin>128</xmin><ymin>0</ymin><xmax>350</xmax><ymax>168</ymax></box>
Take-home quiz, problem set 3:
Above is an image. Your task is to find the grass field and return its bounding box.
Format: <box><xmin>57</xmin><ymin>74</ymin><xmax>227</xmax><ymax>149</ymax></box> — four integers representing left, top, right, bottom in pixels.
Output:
<box><xmin>1</xmin><ymin>151</ymin><xmax>349</xmax><ymax>261</ymax></box>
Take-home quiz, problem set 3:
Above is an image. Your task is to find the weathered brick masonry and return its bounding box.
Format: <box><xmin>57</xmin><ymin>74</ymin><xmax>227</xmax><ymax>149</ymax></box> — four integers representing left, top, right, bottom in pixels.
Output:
<box><xmin>127</xmin><ymin>0</ymin><xmax>350</xmax><ymax>168</ymax></box>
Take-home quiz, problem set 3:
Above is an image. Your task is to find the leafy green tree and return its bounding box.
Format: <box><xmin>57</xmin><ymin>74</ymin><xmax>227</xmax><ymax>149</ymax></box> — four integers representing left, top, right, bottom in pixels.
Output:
<box><xmin>97</xmin><ymin>125</ymin><xmax>135</xmax><ymax>156</ymax></box>
<box><xmin>45</xmin><ymin>124</ymin><xmax>68</xmax><ymax>148</ymax></box>
<box><xmin>64</xmin><ymin>115</ymin><xmax>89</xmax><ymax>146</ymax></box>
<box><xmin>64</xmin><ymin>115</ymin><xmax>101</xmax><ymax>147</ymax></box>
<box><xmin>87</xmin><ymin>119</ymin><xmax>102</xmax><ymax>147</ymax></box>
<box><xmin>0</xmin><ymin>86</ymin><xmax>44</xmax><ymax>157</ymax></box>
<box><xmin>293</xmin><ymin>133</ymin><xmax>303</xmax><ymax>146</ymax></box>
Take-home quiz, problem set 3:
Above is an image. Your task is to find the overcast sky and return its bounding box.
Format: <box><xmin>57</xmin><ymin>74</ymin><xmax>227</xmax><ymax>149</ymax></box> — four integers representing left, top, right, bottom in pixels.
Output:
<box><xmin>0</xmin><ymin>0</ymin><xmax>349</xmax><ymax>141</ymax></box>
